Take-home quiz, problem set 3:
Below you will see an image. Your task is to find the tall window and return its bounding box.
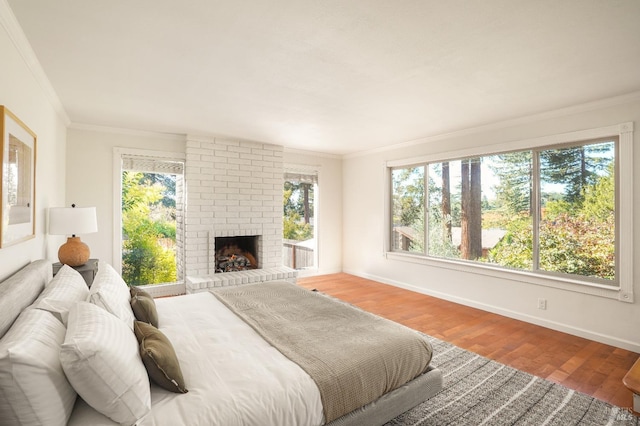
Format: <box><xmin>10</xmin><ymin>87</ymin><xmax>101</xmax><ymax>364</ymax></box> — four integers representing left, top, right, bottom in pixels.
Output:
<box><xmin>283</xmin><ymin>170</ymin><xmax>317</xmax><ymax>270</ymax></box>
<box><xmin>118</xmin><ymin>152</ymin><xmax>184</xmax><ymax>286</ymax></box>
<box><xmin>391</xmin><ymin>137</ymin><xmax>618</xmax><ymax>285</ymax></box>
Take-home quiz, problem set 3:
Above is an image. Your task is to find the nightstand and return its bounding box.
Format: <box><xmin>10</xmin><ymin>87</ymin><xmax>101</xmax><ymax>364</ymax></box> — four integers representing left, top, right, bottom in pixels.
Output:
<box><xmin>53</xmin><ymin>258</ymin><xmax>99</xmax><ymax>287</ymax></box>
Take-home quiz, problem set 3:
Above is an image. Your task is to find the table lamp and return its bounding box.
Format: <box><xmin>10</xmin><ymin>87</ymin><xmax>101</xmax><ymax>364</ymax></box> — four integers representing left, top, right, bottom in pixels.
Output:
<box><xmin>49</xmin><ymin>204</ymin><xmax>98</xmax><ymax>266</ymax></box>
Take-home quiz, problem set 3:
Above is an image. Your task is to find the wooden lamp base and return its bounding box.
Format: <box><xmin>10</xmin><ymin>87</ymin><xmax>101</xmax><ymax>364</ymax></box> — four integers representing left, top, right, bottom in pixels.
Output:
<box><xmin>58</xmin><ymin>236</ymin><xmax>90</xmax><ymax>266</ymax></box>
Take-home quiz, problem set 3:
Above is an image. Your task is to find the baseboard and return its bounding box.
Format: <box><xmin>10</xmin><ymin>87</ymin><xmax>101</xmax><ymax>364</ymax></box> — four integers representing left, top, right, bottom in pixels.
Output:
<box><xmin>344</xmin><ymin>269</ymin><xmax>640</xmax><ymax>354</ymax></box>
<box><xmin>297</xmin><ymin>267</ymin><xmax>343</xmax><ymax>278</ymax></box>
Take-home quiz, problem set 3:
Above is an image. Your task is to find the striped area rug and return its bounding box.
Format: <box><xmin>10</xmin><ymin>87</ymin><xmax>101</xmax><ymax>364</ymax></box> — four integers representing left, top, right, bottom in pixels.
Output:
<box><xmin>386</xmin><ymin>335</ymin><xmax>639</xmax><ymax>426</ymax></box>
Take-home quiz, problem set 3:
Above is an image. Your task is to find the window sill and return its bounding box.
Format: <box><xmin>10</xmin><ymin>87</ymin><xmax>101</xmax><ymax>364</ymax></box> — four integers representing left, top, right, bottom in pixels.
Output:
<box><xmin>385</xmin><ymin>251</ymin><xmax>632</xmax><ymax>303</ymax></box>
<box><xmin>135</xmin><ymin>281</ymin><xmax>186</xmax><ymax>298</ymax></box>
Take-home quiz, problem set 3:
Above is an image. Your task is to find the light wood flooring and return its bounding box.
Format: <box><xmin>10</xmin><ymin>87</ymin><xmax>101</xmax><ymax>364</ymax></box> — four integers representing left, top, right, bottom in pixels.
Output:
<box><xmin>297</xmin><ymin>273</ymin><xmax>639</xmax><ymax>411</ymax></box>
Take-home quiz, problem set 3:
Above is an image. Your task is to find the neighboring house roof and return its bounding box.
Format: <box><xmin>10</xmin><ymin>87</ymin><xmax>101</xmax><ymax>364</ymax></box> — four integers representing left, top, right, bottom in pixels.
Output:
<box><xmin>394</xmin><ymin>226</ymin><xmax>418</xmax><ymax>240</ymax></box>
<box><xmin>451</xmin><ymin>227</ymin><xmax>507</xmax><ymax>250</ymax></box>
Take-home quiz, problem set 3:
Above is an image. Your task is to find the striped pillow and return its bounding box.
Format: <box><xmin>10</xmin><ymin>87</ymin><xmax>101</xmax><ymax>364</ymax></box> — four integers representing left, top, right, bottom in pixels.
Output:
<box><xmin>88</xmin><ymin>262</ymin><xmax>135</xmax><ymax>329</ymax></box>
<box><xmin>30</xmin><ymin>265</ymin><xmax>89</xmax><ymax>325</ymax></box>
<box><xmin>0</xmin><ymin>260</ymin><xmax>51</xmax><ymax>338</ymax></box>
<box><xmin>0</xmin><ymin>309</ymin><xmax>76</xmax><ymax>426</ymax></box>
<box><xmin>60</xmin><ymin>302</ymin><xmax>150</xmax><ymax>424</ymax></box>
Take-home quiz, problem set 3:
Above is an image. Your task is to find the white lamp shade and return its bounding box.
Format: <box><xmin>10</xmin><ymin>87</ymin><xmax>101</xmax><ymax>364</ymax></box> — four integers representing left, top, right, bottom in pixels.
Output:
<box><xmin>49</xmin><ymin>207</ymin><xmax>98</xmax><ymax>236</ymax></box>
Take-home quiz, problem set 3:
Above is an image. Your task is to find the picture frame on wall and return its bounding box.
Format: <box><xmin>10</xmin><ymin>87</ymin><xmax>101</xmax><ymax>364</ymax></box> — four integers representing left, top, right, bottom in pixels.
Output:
<box><xmin>0</xmin><ymin>106</ymin><xmax>37</xmax><ymax>248</ymax></box>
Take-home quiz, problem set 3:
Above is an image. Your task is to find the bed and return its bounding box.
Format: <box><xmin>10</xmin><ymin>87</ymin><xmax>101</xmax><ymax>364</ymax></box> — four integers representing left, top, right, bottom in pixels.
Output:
<box><xmin>0</xmin><ymin>260</ymin><xmax>442</xmax><ymax>426</ymax></box>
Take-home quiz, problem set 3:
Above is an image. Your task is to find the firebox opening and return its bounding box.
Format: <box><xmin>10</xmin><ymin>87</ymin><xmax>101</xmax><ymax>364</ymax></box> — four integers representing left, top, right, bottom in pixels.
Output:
<box><xmin>215</xmin><ymin>236</ymin><xmax>259</xmax><ymax>273</ymax></box>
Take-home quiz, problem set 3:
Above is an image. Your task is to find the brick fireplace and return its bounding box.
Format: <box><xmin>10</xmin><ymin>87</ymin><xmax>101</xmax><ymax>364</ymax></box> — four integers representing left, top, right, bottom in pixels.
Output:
<box><xmin>183</xmin><ymin>136</ymin><xmax>296</xmax><ymax>292</ymax></box>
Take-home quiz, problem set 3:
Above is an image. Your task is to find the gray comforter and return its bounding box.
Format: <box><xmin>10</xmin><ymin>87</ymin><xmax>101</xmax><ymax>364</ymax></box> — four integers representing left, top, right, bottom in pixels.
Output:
<box><xmin>212</xmin><ymin>281</ymin><xmax>433</xmax><ymax>423</ymax></box>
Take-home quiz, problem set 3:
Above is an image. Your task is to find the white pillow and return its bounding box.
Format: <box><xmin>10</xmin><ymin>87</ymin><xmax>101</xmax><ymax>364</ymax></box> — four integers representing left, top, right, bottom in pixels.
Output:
<box><xmin>0</xmin><ymin>309</ymin><xmax>76</xmax><ymax>426</ymax></box>
<box><xmin>30</xmin><ymin>265</ymin><xmax>89</xmax><ymax>325</ymax></box>
<box><xmin>0</xmin><ymin>259</ymin><xmax>51</xmax><ymax>338</ymax></box>
<box><xmin>88</xmin><ymin>262</ymin><xmax>135</xmax><ymax>329</ymax></box>
<box><xmin>60</xmin><ymin>302</ymin><xmax>150</xmax><ymax>425</ymax></box>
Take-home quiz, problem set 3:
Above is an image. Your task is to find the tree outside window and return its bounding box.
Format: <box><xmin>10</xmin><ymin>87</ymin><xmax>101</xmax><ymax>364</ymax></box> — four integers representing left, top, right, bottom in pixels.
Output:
<box><xmin>283</xmin><ymin>171</ymin><xmax>317</xmax><ymax>270</ymax></box>
<box><xmin>121</xmin><ymin>171</ymin><xmax>178</xmax><ymax>285</ymax></box>
<box><xmin>391</xmin><ymin>138</ymin><xmax>617</xmax><ymax>284</ymax></box>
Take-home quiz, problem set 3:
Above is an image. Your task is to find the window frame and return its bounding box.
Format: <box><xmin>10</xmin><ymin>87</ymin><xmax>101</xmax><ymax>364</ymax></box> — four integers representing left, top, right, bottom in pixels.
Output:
<box><xmin>384</xmin><ymin>122</ymin><xmax>634</xmax><ymax>303</ymax></box>
<box><xmin>113</xmin><ymin>147</ymin><xmax>186</xmax><ymax>297</ymax></box>
<box><xmin>283</xmin><ymin>164</ymin><xmax>320</xmax><ymax>276</ymax></box>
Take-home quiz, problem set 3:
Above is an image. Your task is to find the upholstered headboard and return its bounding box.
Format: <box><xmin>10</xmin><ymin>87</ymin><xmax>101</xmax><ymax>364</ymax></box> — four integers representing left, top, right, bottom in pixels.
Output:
<box><xmin>0</xmin><ymin>260</ymin><xmax>52</xmax><ymax>338</ymax></box>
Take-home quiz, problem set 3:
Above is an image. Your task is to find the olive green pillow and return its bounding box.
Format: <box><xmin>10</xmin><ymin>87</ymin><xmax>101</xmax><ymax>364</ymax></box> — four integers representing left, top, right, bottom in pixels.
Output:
<box><xmin>134</xmin><ymin>321</ymin><xmax>188</xmax><ymax>394</ymax></box>
<box><xmin>130</xmin><ymin>287</ymin><xmax>158</xmax><ymax>328</ymax></box>
<box><xmin>129</xmin><ymin>286</ymin><xmax>149</xmax><ymax>298</ymax></box>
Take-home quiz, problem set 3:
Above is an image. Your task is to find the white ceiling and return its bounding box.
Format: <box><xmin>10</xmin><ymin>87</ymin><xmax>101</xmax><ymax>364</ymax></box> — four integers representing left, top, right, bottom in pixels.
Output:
<box><xmin>7</xmin><ymin>0</ymin><xmax>640</xmax><ymax>155</ymax></box>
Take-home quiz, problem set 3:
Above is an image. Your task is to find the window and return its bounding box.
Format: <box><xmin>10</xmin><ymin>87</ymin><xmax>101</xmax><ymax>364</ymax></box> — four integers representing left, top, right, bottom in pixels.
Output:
<box><xmin>114</xmin><ymin>149</ymin><xmax>185</xmax><ymax>287</ymax></box>
<box><xmin>283</xmin><ymin>169</ymin><xmax>318</xmax><ymax>270</ymax></box>
<box><xmin>387</xmin><ymin>123</ymin><xmax>633</xmax><ymax>301</ymax></box>
<box><xmin>391</xmin><ymin>166</ymin><xmax>424</xmax><ymax>253</ymax></box>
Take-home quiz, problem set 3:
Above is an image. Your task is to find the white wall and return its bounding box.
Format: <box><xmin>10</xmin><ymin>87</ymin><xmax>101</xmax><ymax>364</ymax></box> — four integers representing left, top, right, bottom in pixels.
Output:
<box><xmin>65</xmin><ymin>127</ymin><xmax>185</xmax><ymax>265</ymax></box>
<box><xmin>342</xmin><ymin>97</ymin><xmax>640</xmax><ymax>352</ymax></box>
<box><xmin>284</xmin><ymin>149</ymin><xmax>343</xmax><ymax>275</ymax></box>
<box><xmin>0</xmin><ymin>7</ymin><xmax>67</xmax><ymax>280</ymax></box>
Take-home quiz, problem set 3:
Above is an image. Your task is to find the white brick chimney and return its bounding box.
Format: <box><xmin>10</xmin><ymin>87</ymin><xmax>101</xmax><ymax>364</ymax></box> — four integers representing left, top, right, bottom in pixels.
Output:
<box><xmin>184</xmin><ymin>136</ymin><xmax>284</xmax><ymax>277</ymax></box>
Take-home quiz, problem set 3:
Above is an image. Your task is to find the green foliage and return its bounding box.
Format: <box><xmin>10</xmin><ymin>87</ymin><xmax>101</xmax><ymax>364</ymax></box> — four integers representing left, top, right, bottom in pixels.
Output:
<box><xmin>489</xmin><ymin>165</ymin><xmax>614</xmax><ymax>280</ymax></box>
<box><xmin>427</xmin><ymin>209</ymin><xmax>459</xmax><ymax>258</ymax></box>
<box><xmin>543</xmin><ymin>199</ymin><xmax>574</xmax><ymax>217</ymax></box>
<box><xmin>539</xmin><ymin>212</ymin><xmax>614</xmax><ymax>280</ymax></box>
<box><xmin>581</xmin><ymin>163</ymin><xmax>614</xmax><ymax>221</ymax></box>
<box><xmin>283</xmin><ymin>212</ymin><xmax>313</xmax><ymax>240</ymax></box>
<box><xmin>392</xmin><ymin>167</ymin><xmax>425</xmax><ymax>253</ymax></box>
<box><xmin>490</xmin><ymin>151</ymin><xmax>532</xmax><ymax>216</ymax></box>
<box><xmin>153</xmin><ymin>221</ymin><xmax>176</xmax><ymax>239</ymax></box>
<box><xmin>284</xmin><ymin>181</ymin><xmax>314</xmax><ymax>219</ymax></box>
<box><xmin>482</xmin><ymin>141</ymin><xmax>616</xmax><ymax>280</ymax></box>
<box><xmin>392</xmin><ymin>167</ymin><xmax>424</xmax><ymax>226</ymax></box>
<box><xmin>121</xmin><ymin>171</ymin><xmax>177</xmax><ymax>285</ymax></box>
<box><xmin>540</xmin><ymin>141</ymin><xmax>613</xmax><ymax>203</ymax></box>
<box><xmin>395</xmin><ymin>139</ymin><xmax>616</xmax><ymax>282</ymax></box>
<box><xmin>487</xmin><ymin>215</ymin><xmax>533</xmax><ymax>270</ymax></box>
<box><xmin>283</xmin><ymin>180</ymin><xmax>314</xmax><ymax>241</ymax></box>
<box><xmin>535</xmin><ymin>161</ymin><xmax>615</xmax><ymax>280</ymax></box>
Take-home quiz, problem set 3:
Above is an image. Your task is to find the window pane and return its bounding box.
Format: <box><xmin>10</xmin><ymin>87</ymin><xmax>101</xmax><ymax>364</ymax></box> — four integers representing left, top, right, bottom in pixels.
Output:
<box><xmin>484</xmin><ymin>152</ymin><xmax>533</xmax><ymax>270</ymax></box>
<box><xmin>392</xmin><ymin>166</ymin><xmax>424</xmax><ymax>253</ymax></box>
<box><xmin>427</xmin><ymin>155</ymin><xmax>533</xmax><ymax>266</ymax></box>
<box><xmin>283</xmin><ymin>173</ymin><xmax>316</xmax><ymax>270</ymax></box>
<box><xmin>121</xmin><ymin>171</ymin><xmax>180</xmax><ymax>285</ymax></box>
<box><xmin>538</xmin><ymin>141</ymin><xmax>616</xmax><ymax>280</ymax></box>
<box><xmin>427</xmin><ymin>161</ymin><xmax>460</xmax><ymax>258</ymax></box>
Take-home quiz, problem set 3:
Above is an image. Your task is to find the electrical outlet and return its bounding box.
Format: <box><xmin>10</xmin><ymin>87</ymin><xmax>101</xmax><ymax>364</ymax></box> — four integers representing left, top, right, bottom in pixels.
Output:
<box><xmin>537</xmin><ymin>298</ymin><xmax>547</xmax><ymax>310</ymax></box>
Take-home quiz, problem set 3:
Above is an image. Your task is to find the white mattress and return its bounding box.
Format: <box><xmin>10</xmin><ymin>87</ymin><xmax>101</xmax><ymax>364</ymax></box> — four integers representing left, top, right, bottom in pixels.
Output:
<box><xmin>67</xmin><ymin>292</ymin><xmax>324</xmax><ymax>426</ymax></box>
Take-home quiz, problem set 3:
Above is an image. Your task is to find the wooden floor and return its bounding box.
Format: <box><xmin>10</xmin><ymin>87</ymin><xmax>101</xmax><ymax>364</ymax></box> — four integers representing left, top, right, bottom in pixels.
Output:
<box><xmin>298</xmin><ymin>273</ymin><xmax>639</xmax><ymax>411</ymax></box>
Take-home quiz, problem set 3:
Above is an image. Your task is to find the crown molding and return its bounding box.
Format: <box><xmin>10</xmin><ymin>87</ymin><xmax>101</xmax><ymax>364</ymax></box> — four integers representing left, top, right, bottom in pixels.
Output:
<box><xmin>344</xmin><ymin>90</ymin><xmax>640</xmax><ymax>160</ymax></box>
<box><xmin>0</xmin><ymin>0</ymin><xmax>70</xmax><ymax>125</ymax></box>
<box><xmin>284</xmin><ymin>146</ymin><xmax>341</xmax><ymax>160</ymax></box>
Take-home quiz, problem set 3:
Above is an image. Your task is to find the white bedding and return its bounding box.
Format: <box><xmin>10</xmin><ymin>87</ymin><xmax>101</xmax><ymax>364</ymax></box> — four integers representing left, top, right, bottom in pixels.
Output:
<box><xmin>67</xmin><ymin>292</ymin><xmax>324</xmax><ymax>426</ymax></box>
